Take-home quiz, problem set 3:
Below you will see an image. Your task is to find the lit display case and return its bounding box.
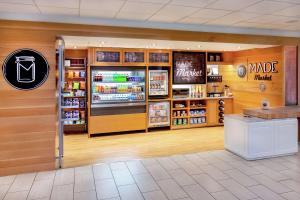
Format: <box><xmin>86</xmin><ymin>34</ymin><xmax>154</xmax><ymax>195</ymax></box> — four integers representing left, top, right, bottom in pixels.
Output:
<box><xmin>91</xmin><ymin>66</ymin><xmax>146</xmax><ymax>107</ymax></box>
<box><xmin>149</xmin><ymin>70</ymin><xmax>168</xmax><ymax>97</ymax></box>
<box><xmin>148</xmin><ymin>101</ymin><xmax>170</xmax><ymax>127</ymax></box>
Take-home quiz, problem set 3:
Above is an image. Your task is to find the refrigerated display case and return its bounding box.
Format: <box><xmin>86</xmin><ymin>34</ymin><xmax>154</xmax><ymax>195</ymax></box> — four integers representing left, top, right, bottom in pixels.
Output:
<box><xmin>91</xmin><ymin>66</ymin><xmax>146</xmax><ymax>106</ymax></box>
<box><xmin>149</xmin><ymin>70</ymin><xmax>168</xmax><ymax>97</ymax></box>
<box><xmin>148</xmin><ymin>101</ymin><xmax>170</xmax><ymax>127</ymax></box>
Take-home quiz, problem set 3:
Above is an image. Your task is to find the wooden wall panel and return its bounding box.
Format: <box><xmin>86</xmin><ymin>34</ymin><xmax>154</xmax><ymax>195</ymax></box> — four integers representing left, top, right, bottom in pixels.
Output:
<box><xmin>284</xmin><ymin>46</ymin><xmax>298</xmax><ymax>105</ymax></box>
<box><xmin>0</xmin><ymin>27</ymin><xmax>56</xmax><ymax>176</ymax></box>
<box><xmin>220</xmin><ymin>46</ymin><xmax>284</xmax><ymax>113</ymax></box>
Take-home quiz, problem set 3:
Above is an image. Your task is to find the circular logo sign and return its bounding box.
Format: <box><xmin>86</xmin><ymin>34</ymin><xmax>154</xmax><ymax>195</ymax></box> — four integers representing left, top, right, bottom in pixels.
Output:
<box><xmin>2</xmin><ymin>49</ymin><xmax>49</xmax><ymax>90</ymax></box>
<box><xmin>237</xmin><ymin>64</ymin><xmax>247</xmax><ymax>78</ymax></box>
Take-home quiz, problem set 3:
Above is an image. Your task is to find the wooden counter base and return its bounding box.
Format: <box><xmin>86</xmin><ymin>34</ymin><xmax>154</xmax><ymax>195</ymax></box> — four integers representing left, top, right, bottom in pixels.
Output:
<box><xmin>243</xmin><ymin>106</ymin><xmax>300</xmax><ymax>119</ymax></box>
<box><xmin>89</xmin><ymin>113</ymin><xmax>147</xmax><ymax>136</ymax></box>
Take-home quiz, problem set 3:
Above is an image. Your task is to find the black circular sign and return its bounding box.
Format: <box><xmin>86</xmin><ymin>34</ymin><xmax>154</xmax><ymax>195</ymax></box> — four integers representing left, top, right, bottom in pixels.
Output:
<box><xmin>2</xmin><ymin>49</ymin><xmax>49</xmax><ymax>90</ymax></box>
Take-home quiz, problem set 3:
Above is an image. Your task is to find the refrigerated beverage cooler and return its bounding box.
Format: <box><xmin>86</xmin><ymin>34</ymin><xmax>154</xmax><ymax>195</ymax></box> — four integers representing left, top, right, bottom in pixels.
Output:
<box><xmin>149</xmin><ymin>70</ymin><xmax>168</xmax><ymax>97</ymax></box>
<box><xmin>91</xmin><ymin>66</ymin><xmax>146</xmax><ymax>115</ymax></box>
<box><xmin>148</xmin><ymin>101</ymin><xmax>170</xmax><ymax>127</ymax></box>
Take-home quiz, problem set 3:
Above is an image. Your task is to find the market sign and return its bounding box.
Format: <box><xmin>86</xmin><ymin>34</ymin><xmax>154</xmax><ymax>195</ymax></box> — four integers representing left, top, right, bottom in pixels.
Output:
<box><xmin>173</xmin><ymin>51</ymin><xmax>206</xmax><ymax>84</ymax></box>
<box><xmin>2</xmin><ymin>49</ymin><xmax>49</xmax><ymax>90</ymax></box>
<box><xmin>249</xmin><ymin>61</ymin><xmax>279</xmax><ymax>81</ymax></box>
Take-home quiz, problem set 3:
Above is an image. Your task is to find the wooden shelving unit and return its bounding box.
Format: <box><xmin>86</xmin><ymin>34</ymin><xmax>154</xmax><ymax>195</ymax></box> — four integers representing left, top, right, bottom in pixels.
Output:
<box><xmin>63</xmin><ymin>55</ymin><xmax>88</xmax><ymax>134</ymax></box>
<box><xmin>171</xmin><ymin>99</ymin><xmax>207</xmax><ymax>130</ymax></box>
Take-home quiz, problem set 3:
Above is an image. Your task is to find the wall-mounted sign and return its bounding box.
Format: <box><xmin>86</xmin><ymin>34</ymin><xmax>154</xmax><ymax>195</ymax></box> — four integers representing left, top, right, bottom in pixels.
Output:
<box><xmin>2</xmin><ymin>49</ymin><xmax>49</xmax><ymax>90</ymax></box>
<box><xmin>249</xmin><ymin>61</ymin><xmax>278</xmax><ymax>81</ymax></box>
<box><xmin>237</xmin><ymin>64</ymin><xmax>247</xmax><ymax>78</ymax></box>
<box><xmin>173</xmin><ymin>51</ymin><xmax>206</xmax><ymax>84</ymax></box>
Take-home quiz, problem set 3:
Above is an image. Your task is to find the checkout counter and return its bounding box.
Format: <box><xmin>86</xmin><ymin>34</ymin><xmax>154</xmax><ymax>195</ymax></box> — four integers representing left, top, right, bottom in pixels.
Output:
<box><xmin>224</xmin><ymin>106</ymin><xmax>299</xmax><ymax>160</ymax></box>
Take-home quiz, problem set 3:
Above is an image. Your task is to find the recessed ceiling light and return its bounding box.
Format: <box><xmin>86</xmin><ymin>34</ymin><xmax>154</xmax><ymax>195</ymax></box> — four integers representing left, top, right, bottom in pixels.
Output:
<box><xmin>237</xmin><ymin>46</ymin><xmax>241</xmax><ymax>49</ymax></box>
<box><xmin>73</xmin><ymin>46</ymin><xmax>77</xmax><ymax>49</ymax></box>
<box><xmin>198</xmin><ymin>45</ymin><xmax>202</xmax><ymax>48</ymax></box>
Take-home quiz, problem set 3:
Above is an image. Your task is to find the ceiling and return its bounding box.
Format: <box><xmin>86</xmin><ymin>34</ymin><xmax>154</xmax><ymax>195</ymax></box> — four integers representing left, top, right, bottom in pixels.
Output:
<box><xmin>63</xmin><ymin>36</ymin><xmax>275</xmax><ymax>51</ymax></box>
<box><xmin>1</xmin><ymin>0</ymin><xmax>300</xmax><ymax>37</ymax></box>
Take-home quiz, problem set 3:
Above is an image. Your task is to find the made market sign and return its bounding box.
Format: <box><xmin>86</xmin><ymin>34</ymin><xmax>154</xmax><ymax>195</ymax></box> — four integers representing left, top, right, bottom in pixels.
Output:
<box><xmin>2</xmin><ymin>49</ymin><xmax>49</xmax><ymax>90</ymax></box>
<box><xmin>249</xmin><ymin>61</ymin><xmax>279</xmax><ymax>81</ymax></box>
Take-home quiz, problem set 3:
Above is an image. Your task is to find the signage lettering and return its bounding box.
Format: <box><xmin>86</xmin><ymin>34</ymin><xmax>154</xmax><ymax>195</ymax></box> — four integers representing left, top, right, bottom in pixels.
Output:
<box><xmin>249</xmin><ymin>61</ymin><xmax>278</xmax><ymax>81</ymax></box>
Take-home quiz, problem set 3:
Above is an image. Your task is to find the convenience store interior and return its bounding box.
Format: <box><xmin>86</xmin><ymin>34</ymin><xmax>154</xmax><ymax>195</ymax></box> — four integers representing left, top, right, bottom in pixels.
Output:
<box><xmin>59</xmin><ymin>36</ymin><xmax>283</xmax><ymax>167</ymax></box>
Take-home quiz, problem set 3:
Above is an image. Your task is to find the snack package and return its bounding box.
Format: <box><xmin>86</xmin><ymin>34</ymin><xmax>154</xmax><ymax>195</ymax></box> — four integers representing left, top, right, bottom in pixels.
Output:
<box><xmin>80</xmin><ymin>81</ymin><xmax>86</xmax><ymax>90</ymax></box>
<box><xmin>72</xmin><ymin>98</ymin><xmax>79</xmax><ymax>107</ymax></box>
<box><xmin>74</xmin><ymin>71</ymin><xmax>80</xmax><ymax>78</ymax></box>
<box><xmin>68</xmin><ymin>71</ymin><xmax>74</xmax><ymax>78</ymax></box>
<box><xmin>72</xmin><ymin>110</ymin><xmax>79</xmax><ymax>119</ymax></box>
<box><xmin>80</xmin><ymin>71</ymin><xmax>85</xmax><ymax>78</ymax></box>
<box><xmin>73</xmin><ymin>82</ymin><xmax>80</xmax><ymax>90</ymax></box>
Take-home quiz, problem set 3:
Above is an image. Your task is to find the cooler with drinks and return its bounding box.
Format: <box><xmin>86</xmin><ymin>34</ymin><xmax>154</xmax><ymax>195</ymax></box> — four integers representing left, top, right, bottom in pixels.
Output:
<box><xmin>148</xmin><ymin>101</ymin><xmax>170</xmax><ymax>127</ymax></box>
<box><xmin>149</xmin><ymin>70</ymin><xmax>168</xmax><ymax>97</ymax></box>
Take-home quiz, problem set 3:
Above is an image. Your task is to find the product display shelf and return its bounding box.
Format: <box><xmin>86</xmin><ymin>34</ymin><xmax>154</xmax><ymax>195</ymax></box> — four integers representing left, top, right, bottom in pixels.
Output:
<box><xmin>171</xmin><ymin>99</ymin><xmax>207</xmax><ymax>130</ymax></box>
<box><xmin>63</xmin><ymin>57</ymin><xmax>87</xmax><ymax>133</ymax></box>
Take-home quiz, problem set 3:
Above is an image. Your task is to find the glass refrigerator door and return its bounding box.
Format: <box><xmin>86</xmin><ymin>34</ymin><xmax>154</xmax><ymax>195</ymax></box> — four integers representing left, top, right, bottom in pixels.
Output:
<box><xmin>91</xmin><ymin>68</ymin><xmax>145</xmax><ymax>104</ymax></box>
<box><xmin>149</xmin><ymin>70</ymin><xmax>168</xmax><ymax>96</ymax></box>
<box><xmin>148</xmin><ymin>101</ymin><xmax>170</xmax><ymax>127</ymax></box>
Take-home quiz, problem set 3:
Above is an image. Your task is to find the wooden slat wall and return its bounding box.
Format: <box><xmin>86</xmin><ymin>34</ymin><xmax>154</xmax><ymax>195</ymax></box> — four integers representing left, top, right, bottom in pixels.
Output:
<box><xmin>220</xmin><ymin>46</ymin><xmax>284</xmax><ymax>113</ymax></box>
<box><xmin>0</xmin><ymin>27</ymin><xmax>56</xmax><ymax>176</ymax></box>
<box><xmin>284</xmin><ymin>46</ymin><xmax>298</xmax><ymax>105</ymax></box>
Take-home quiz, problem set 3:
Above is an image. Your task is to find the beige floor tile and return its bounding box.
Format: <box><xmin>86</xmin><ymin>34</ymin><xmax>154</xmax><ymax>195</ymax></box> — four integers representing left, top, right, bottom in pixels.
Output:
<box><xmin>145</xmin><ymin>164</ymin><xmax>171</xmax><ymax>181</ymax></box>
<box><xmin>9</xmin><ymin>173</ymin><xmax>36</xmax><ymax>192</ymax></box>
<box><xmin>0</xmin><ymin>176</ymin><xmax>15</xmax><ymax>186</ymax></box>
<box><xmin>75</xmin><ymin>166</ymin><xmax>93</xmax><ymax>175</ymax></box>
<box><xmin>169</xmin><ymin>169</ymin><xmax>196</xmax><ymax>186</ymax></box>
<box><xmin>257</xmin><ymin>159</ymin><xmax>288</xmax><ymax>172</ymax></box>
<box><xmin>126</xmin><ymin>161</ymin><xmax>148</xmax><ymax>175</ymax></box>
<box><xmin>50</xmin><ymin>184</ymin><xmax>73</xmax><ymax>200</ymax></box>
<box><xmin>74</xmin><ymin>174</ymin><xmax>95</xmax><ymax>193</ymax></box>
<box><xmin>133</xmin><ymin>173</ymin><xmax>159</xmax><ymax>193</ymax></box>
<box><xmin>225</xmin><ymin>169</ymin><xmax>258</xmax><ymax>187</ymax></box>
<box><xmin>74</xmin><ymin>190</ymin><xmax>97</xmax><ymax>200</ymax></box>
<box><xmin>183</xmin><ymin>184</ymin><xmax>215</xmax><ymax>200</ymax></box>
<box><xmin>93</xmin><ymin>163</ymin><xmax>113</xmax><ymax>180</ymax></box>
<box><xmin>95</xmin><ymin>179</ymin><xmax>119</xmax><ymax>199</ymax></box>
<box><xmin>211</xmin><ymin>160</ymin><xmax>234</xmax><ymax>171</ymax></box>
<box><xmin>211</xmin><ymin>190</ymin><xmax>239</xmax><ymax>200</ymax></box>
<box><xmin>35</xmin><ymin>171</ymin><xmax>55</xmax><ymax>182</ymax></box>
<box><xmin>170</xmin><ymin>155</ymin><xmax>188</xmax><ymax>163</ymax></box>
<box><xmin>118</xmin><ymin>184</ymin><xmax>144</xmax><ymax>200</ymax></box>
<box><xmin>157</xmin><ymin>179</ymin><xmax>188</xmax><ymax>200</ymax></box>
<box><xmin>280</xmin><ymin>161</ymin><xmax>300</xmax><ymax>172</ymax></box>
<box><xmin>157</xmin><ymin>157</ymin><xmax>180</xmax><ymax>170</ymax></box>
<box><xmin>110</xmin><ymin>162</ymin><xmax>127</xmax><ymax>171</ymax></box>
<box><xmin>280</xmin><ymin>179</ymin><xmax>300</xmax><ymax>193</ymax></box>
<box><xmin>53</xmin><ymin>168</ymin><xmax>74</xmax><ymax>186</ymax></box>
<box><xmin>219</xmin><ymin>179</ymin><xmax>257</xmax><ymax>200</ymax></box>
<box><xmin>280</xmin><ymin>169</ymin><xmax>300</xmax><ymax>181</ymax></box>
<box><xmin>112</xmin><ymin>169</ymin><xmax>135</xmax><ymax>186</ymax></box>
<box><xmin>185</xmin><ymin>154</ymin><xmax>208</xmax><ymax>166</ymax></box>
<box><xmin>192</xmin><ymin>174</ymin><xmax>224</xmax><ymax>193</ymax></box>
<box><xmin>143</xmin><ymin>190</ymin><xmax>168</xmax><ymax>200</ymax></box>
<box><xmin>254</xmin><ymin>165</ymin><xmax>288</xmax><ymax>181</ymax></box>
<box><xmin>248</xmin><ymin>185</ymin><xmax>285</xmax><ymax>200</ymax></box>
<box><xmin>229</xmin><ymin>161</ymin><xmax>262</xmax><ymax>176</ymax></box>
<box><xmin>281</xmin><ymin>191</ymin><xmax>300</xmax><ymax>200</ymax></box>
<box><xmin>0</xmin><ymin>184</ymin><xmax>10</xmax><ymax>200</ymax></box>
<box><xmin>3</xmin><ymin>191</ymin><xmax>28</xmax><ymax>200</ymax></box>
<box><xmin>141</xmin><ymin>158</ymin><xmax>159</xmax><ymax>167</ymax></box>
<box><xmin>177</xmin><ymin>160</ymin><xmax>203</xmax><ymax>175</ymax></box>
<box><xmin>251</xmin><ymin>174</ymin><xmax>292</xmax><ymax>194</ymax></box>
<box><xmin>27</xmin><ymin>179</ymin><xmax>53</xmax><ymax>200</ymax></box>
<box><xmin>199</xmin><ymin>165</ymin><xmax>228</xmax><ymax>181</ymax></box>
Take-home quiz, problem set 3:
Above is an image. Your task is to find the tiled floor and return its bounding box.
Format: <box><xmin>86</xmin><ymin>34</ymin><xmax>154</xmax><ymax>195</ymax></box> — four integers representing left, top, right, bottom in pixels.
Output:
<box><xmin>1</xmin><ymin>149</ymin><xmax>300</xmax><ymax>200</ymax></box>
